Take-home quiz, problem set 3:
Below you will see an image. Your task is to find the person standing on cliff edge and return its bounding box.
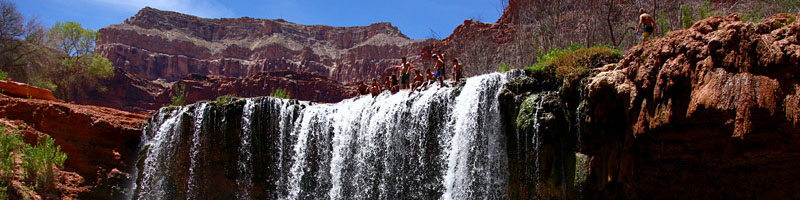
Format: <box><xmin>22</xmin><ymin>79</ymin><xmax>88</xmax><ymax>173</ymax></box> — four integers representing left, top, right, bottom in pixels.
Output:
<box><xmin>637</xmin><ymin>8</ymin><xmax>658</xmax><ymax>44</ymax></box>
<box><xmin>400</xmin><ymin>57</ymin><xmax>412</xmax><ymax>90</ymax></box>
<box><xmin>432</xmin><ymin>54</ymin><xmax>447</xmax><ymax>87</ymax></box>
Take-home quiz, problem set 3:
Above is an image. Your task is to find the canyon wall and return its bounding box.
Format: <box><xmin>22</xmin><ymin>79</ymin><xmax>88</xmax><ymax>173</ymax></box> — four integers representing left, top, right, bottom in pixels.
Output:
<box><xmin>97</xmin><ymin>7</ymin><xmax>433</xmax><ymax>84</ymax></box>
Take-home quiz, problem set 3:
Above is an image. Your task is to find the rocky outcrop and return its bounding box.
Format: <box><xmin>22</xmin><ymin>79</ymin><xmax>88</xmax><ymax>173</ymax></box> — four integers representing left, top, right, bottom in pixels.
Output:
<box><xmin>97</xmin><ymin>7</ymin><xmax>433</xmax><ymax>83</ymax></box>
<box><xmin>498</xmin><ymin>13</ymin><xmax>800</xmax><ymax>199</ymax></box>
<box><xmin>582</xmin><ymin>14</ymin><xmax>800</xmax><ymax>199</ymax></box>
<box><xmin>0</xmin><ymin>94</ymin><xmax>148</xmax><ymax>199</ymax></box>
<box><xmin>78</xmin><ymin>69</ymin><xmax>357</xmax><ymax>113</ymax></box>
<box><xmin>0</xmin><ymin>80</ymin><xmax>59</xmax><ymax>101</ymax></box>
<box><xmin>80</xmin><ymin>68</ymin><xmax>169</xmax><ymax>114</ymax></box>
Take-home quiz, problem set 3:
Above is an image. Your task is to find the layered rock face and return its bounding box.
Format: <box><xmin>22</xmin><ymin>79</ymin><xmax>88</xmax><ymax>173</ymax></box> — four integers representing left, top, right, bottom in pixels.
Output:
<box><xmin>0</xmin><ymin>94</ymin><xmax>148</xmax><ymax>199</ymax></box>
<box><xmin>97</xmin><ymin>7</ymin><xmax>433</xmax><ymax>83</ymax></box>
<box><xmin>79</xmin><ymin>69</ymin><xmax>357</xmax><ymax>113</ymax></box>
<box><xmin>582</xmin><ymin>14</ymin><xmax>800</xmax><ymax>199</ymax></box>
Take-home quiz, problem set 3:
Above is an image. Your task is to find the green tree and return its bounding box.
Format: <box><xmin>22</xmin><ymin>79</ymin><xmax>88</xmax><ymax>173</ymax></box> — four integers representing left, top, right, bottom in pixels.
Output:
<box><xmin>47</xmin><ymin>21</ymin><xmax>114</xmax><ymax>100</ymax></box>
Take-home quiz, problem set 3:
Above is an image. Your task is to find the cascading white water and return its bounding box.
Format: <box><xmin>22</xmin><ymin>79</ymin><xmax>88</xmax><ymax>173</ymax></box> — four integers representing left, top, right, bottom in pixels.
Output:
<box><xmin>136</xmin><ymin>72</ymin><xmax>517</xmax><ymax>199</ymax></box>
<box><xmin>137</xmin><ymin>107</ymin><xmax>189</xmax><ymax>199</ymax></box>
<box><xmin>187</xmin><ymin>103</ymin><xmax>208</xmax><ymax>199</ymax></box>
<box><xmin>237</xmin><ymin>99</ymin><xmax>255</xmax><ymax>199</ymax></box>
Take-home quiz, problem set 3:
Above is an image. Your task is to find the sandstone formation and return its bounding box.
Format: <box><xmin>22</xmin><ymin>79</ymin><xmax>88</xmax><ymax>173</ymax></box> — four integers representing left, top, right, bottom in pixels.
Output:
<box><xmin>78</xmin><ymin>69</ymin><xmax>358</xmax><ymax>113</ymax></box>
<box><xmin>0</xmin><ymin>80</ymin><xmax>59</xmax><ymax>101</ymax></box>
<box><xmin>583</xmin><ymin>14</ymin><xmax>800</xmax><ymax>199</ymax></box>
<box><xmin>97</xmin><ymin>7</ymin><xmax>433</xmax><ymax>84</ymax></box>
<box><xmin>0</xmin><ymin>94</ymin><xmax>148</xmax><ymax>199</ymax></box>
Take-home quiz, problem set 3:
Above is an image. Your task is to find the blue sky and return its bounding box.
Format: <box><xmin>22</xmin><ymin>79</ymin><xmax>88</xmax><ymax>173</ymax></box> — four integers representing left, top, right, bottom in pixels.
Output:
<box><xmin>14</xmin><ymin>0</ymin><xmax>505</xmax><ymax>40</ymax></box>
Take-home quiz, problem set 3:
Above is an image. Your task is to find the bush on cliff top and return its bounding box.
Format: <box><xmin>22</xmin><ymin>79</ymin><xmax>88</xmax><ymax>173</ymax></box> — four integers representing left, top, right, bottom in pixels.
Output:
<box><xmin>525</xmin><ymin>44</ymin><xmax>622</xmax><ymax>80</ymax></box>
<box><xmin>170</xmin><ymin>83</ymin><xmax>186</xmax><ymax>106</ymax></box>
<box><xmin>270</xmin><ymin>88</ymin><xmax>291</xmax><ymax>99</ymax></box>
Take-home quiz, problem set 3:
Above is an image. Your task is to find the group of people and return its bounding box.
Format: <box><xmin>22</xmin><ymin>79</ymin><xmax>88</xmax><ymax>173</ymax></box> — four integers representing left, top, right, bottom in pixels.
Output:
<box><xmin>354</xmin><ymin>8</ymin><xmax>656</xmax><ymax>97</ymax></box>
<box><xmin>357</xmin><ymin>52</ymin><xmax>463</xmax><ymax>97</ymax></box>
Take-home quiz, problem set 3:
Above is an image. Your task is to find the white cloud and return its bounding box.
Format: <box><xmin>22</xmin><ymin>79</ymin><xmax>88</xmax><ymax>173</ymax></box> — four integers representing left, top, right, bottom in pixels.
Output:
<box><xmin>86</xmin><ymin>0</ymin><xmax>235</xmax><ymax>18</ymax></box>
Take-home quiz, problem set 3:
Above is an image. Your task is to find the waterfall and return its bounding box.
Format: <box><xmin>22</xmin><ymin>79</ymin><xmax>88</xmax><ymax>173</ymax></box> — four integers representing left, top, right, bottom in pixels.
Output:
<box><xmin>187</xmin><ymin>103</ymin><xmax>208</xmax><ymax>198</ymax></box>
<box><xmin>135</xmin><ymin>72</ymin><xmax>517</xmax><ymax>199</ymax></box>
<box><xmin>237</xmin><ymin>99</ymin><xmax>255</xmax><ymax>199</ymax></box>
<box><xmin>137</xmin><ymin>107</ymin><xmax>189</xmax><ymax>199</ymax></box>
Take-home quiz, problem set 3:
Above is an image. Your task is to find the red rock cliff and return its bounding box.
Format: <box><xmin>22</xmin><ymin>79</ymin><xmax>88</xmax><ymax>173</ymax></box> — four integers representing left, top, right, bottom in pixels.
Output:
<box><xmin>0</xmin><ymin>94</ymin><xmax>148</xmax><ymax>198</ymax></box>
<box><xmin>97</xmin><ymin>7</ymin><xmax>434</xmax><ymax>83</ymax></box>
<box><xmin>583</xmin><ymin>14</ymin><xmax>800</xmax><ymax>199</ymax></box>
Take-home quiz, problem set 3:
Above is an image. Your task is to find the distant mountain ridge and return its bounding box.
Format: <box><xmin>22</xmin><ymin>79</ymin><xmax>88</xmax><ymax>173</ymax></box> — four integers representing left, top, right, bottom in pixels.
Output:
<box><xmin>97</xmin><ymin>7</ymin><xmax>434</xmax><ymax>83</ymax></box>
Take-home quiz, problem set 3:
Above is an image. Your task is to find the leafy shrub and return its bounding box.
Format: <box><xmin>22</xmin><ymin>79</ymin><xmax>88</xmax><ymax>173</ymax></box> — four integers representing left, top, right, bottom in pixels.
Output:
<box><xmin>269</xmin><ymin>88</ymin><xmax>291</xmax><ymax>99</ymax></box>
<box><xmin>22</xmin><ymin>134</ymin><xmax>67</xmax><ymax>191</ymax></box>
<box><xmin>0</xmin><ymin>124</ymin><xmax>67</xmax><ymax>197</ymax></box>
<box><xmin>525</xmin><ymin>65</ymin><xmax>546</xmax><ymax>74</ymax></box>
<box><xmin>0</xmin><ymin>69</ymin><xmax>7</xmax><ymax>81</ymax></box>
<box><xmin>215</xmin><ymin>94</ymin><xmax>235</xmax><ymax>106</ymax></box>
<box><xmin>525</xmin><ymin>44</ymin><xmax>622</xmax><ymax>80</ymax></box>
<box><xmin>0</xmin><ymin>125</ymin><xmax>24</xmax><ymax>199</ymax></box>
<box><xmin>498</xmin><ymin>63</ymin><xmax>510</xmax><ymax>72</ymax></box>
<box><xmin>170</xmin><ymin>83</ymin><xmax>186</xmax><ymax>106</ymax></box>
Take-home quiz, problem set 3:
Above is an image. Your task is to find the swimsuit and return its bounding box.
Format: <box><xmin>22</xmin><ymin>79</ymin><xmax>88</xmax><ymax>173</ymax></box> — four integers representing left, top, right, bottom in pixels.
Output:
<box><xmin>456</xmin><ymin>71</ymin><xmax>462</xmax><ymax>80</ymax></box>
<box><xmin>401</xmin><ymin>73</ymin><xmax>410</xmax><ymax>84</ymax></box>
<box><xmin>643</xmin><ymin>24</ymin><xmax>654</xmax><ymax>33</ymax></box>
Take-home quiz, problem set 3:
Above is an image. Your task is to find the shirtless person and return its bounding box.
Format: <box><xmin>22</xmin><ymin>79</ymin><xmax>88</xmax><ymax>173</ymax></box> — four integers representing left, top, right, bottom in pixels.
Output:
<box><xmin>357</xmin><ymin>80</ymin><xmax>368</xmax><ymax>95</ymax></box>
<box><xmin>637</xmin><ymin>8</ymin><xmax>658</xmax><ymax>44</ymax></box>
<box><xmin>410</xmin><ymin>69</ymin><xmax>425</xmax><ymax>94</ymax></box>
<box><xmin>424</xmin><ymin>68</ymin><xmax>435</xmax><ymax>88</ymax></box>
<box><xmin>451</xmin><ymin>58</ymin><xmax>463</xmax><ymax>82</ymax></box>
<box><xmin>432</xmin><ymin>54</ymin><xmax>447</xmax><ymax>87</ymax></box>
<box><xmin>400</xmin><ymin>57</ymin><xmax>412</xmax><ymax>90</ymax></box>
<box><xmin>384</xmin><ymin>76</ymin><xmax>392</xmax><ymax>92</ymax></box>
<box><xmin>370</xmin><ymin>78</ymin><xmax>381</xmax><ymax>96</ymax></box>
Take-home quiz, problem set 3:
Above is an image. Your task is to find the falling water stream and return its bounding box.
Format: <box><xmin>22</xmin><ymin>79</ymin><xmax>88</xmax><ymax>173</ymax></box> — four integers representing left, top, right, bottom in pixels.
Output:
<box><xmin>135</xmin><ymin>72</ymin><xmax>519</xmax><ymax>199</ymax></box>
